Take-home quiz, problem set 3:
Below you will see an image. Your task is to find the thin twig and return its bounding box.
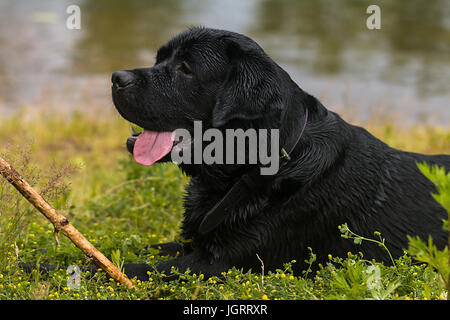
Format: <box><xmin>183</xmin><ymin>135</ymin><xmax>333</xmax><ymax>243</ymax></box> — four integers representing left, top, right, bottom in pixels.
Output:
<box><xmin>256</xmin><ymin>253</ymin><xmax>265</xmax><ymax>296</ymax></box>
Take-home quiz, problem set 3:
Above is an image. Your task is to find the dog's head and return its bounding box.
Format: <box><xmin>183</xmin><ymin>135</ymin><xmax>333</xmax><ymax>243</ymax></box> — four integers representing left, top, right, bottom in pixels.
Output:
<box><xmin>112</xmin><ymin>27</ymin><xmax>314</xmax><ymax>170</ymax></box>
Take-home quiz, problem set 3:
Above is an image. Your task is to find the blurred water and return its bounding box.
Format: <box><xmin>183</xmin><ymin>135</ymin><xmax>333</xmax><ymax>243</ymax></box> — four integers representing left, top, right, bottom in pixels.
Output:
<box><xmin>0</xmin><ymin>0</ymin><xmax>449</xmax><ymax>125</ymax></box>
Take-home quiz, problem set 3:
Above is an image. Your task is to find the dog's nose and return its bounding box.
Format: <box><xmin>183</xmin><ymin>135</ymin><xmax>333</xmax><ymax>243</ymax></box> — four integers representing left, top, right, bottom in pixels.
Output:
<box><xmin>112</xmin><ymin>70</ymin><xmax>135</xmax><ymax>88</ymax></box>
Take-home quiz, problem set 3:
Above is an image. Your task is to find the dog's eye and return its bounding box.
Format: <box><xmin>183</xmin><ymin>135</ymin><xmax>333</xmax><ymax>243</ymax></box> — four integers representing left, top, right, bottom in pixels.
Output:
<box><xmin>178</xmin><ymin>62</ymin><xmax>193</xmax><ymax>76</ymax></box>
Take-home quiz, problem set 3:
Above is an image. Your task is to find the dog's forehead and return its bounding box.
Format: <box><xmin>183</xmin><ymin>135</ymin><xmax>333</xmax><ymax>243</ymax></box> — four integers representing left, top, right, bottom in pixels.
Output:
<box><xmin>156</xmin><ymin>27</ymin><xmax>266</xmax><ymax>68</ymax></box>
<box><xmin>169</xmin><ymin>27</ymin><xmax>226</xmax><ymax>48</ymax></box>
<box><xmin>166</xmin><ymin>29</ymin><xmax>227</xmax><ymax>59</ymax></box>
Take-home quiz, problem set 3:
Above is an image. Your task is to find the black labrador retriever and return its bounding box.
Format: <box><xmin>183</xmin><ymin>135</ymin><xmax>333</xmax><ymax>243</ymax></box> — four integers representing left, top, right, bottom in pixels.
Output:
<box><xmin>110</xmin><ymin>27</ymin><xmax>449</xmax><ymax>280</ymax></box>
<box><xmin>24</xmin><ymin>27</ymin><xmax>450</xmax><ymax>281</ymax></box>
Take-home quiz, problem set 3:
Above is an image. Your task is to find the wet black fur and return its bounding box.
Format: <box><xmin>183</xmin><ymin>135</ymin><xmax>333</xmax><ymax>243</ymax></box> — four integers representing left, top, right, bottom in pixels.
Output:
<box><xmin>24</xmin><ymin>27</ymin><xmax>450</xmax><ymax>281</ymax></box>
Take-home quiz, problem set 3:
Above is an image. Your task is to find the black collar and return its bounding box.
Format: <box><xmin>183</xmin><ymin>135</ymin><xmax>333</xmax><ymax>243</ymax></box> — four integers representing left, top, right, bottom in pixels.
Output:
<box><xmin>198</xmin><ymin>109</ymin><xmax>309</xmax><ymax>234</ymax></box>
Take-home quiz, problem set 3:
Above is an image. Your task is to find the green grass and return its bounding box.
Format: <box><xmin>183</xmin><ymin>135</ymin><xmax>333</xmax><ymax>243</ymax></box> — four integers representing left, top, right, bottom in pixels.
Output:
<box><xmin>0</xmin><ymin>106</ymin><xmax>449</xmax><ymax>300</ymax></box>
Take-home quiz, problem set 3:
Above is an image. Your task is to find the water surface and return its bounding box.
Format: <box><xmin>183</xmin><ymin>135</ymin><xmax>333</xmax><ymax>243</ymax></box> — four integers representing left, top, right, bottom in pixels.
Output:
<box><xmin>0</xmin><ymin>0</ymin><xmax>449</xmax><ymax>125</ymax></box>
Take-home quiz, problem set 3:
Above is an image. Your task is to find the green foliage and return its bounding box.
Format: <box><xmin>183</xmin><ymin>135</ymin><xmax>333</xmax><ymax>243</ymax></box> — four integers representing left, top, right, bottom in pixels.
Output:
<box><xmin>417</xmin><ymin>162</ymin><xmax>450</xmax><ymax>223</ymax></box>
<box><xmin>408</xmin><ymin>236</ymin><xmax>449</xmax><ymax>291</ymax></box>
<box><xmin>0</xmin><ymin>111</ymin><xmax>449</xmax><ymax>300</ymax></box>
<box><xmin>1</xmin><ymin>158</ymin><xmax>448</xmax><ymax>300</ymax></box>
<box><xmin>408</xmin><ymin>163</ymin><xmax>450</xmax><ymax>297</ymax></box>
<box><xmin>339</xmin><ymin>223</ymin><xmax>396</xmax><ymax>267</ymax></box>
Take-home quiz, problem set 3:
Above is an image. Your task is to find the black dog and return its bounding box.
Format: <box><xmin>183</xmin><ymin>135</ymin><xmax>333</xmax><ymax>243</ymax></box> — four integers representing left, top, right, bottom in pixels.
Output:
<box><xmin>24</xmin><ymin>27</ymin><xmax>450</xmax><ymax>281</ymax></box>
<box><xmin>109</xmin><ymin>27</ymin><xmax>449</xmax><ymax>280</ymax></box>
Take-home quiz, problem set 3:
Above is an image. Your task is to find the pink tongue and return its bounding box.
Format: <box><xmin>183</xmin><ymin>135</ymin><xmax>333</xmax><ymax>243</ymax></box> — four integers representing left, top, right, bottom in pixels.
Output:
<box><xmin>133</xmin><ymin>130</ymin><xmax>174</xmax><ymax>166</ymax></box>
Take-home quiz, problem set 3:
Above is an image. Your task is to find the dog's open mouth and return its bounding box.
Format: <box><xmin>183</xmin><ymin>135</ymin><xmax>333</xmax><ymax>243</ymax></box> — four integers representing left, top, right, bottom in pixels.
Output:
<box><xmin>127</xmin><ymin>127</ymin><xmax>187</xmax><ymax>166</ymax></box>
<box><xmin>132</xmin><ymin>130</ymin><xmax>175</xmax><ymax>166</ymax></box>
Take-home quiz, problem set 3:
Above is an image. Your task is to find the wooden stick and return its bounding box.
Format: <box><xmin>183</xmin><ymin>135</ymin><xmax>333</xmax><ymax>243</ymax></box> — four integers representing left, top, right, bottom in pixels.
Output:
<box><xmin>0</xmin><ymin>156</ymin><xmax>136</xmax><ymax>290</ymax></box>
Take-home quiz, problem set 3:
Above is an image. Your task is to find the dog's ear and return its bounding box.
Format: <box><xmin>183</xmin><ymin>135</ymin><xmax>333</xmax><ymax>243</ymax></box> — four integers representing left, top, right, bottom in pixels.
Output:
<box><xmin>212</xmin><ymin>37</ymin><xmax>283</xmax><ymax>127</ymax></box>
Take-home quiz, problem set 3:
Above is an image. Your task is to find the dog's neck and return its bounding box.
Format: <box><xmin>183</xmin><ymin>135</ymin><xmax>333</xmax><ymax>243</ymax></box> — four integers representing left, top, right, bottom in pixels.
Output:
<box><xmin>181</xmin><ymin>86</ymin><xmax>352</xmax><ymax>235</ymax></box>
<box><xmin>178</xmin><ymin>86</ymin><xmax>329</xmax><ymax>190</ymax></box>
